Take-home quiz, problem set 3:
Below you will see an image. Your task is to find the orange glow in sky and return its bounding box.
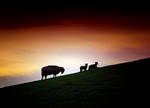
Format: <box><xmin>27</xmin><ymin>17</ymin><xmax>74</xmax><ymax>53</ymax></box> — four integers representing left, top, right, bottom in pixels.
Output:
<box><xmin>0</xmin><ymin>4</ymin><xmax>150</xmax><ymax>87</ymax></box>
<box><xmin>0</xmin><ymin>25</ymin><xmax>150</xmax><ymax>77</ymax></box>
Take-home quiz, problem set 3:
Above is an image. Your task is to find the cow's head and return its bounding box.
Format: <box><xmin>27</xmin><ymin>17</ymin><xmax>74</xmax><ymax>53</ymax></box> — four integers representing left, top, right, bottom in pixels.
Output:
<box><xmin>60</xmin><ymin>67</ymin><xmax>65</xmax><ymax>74</ymax></box>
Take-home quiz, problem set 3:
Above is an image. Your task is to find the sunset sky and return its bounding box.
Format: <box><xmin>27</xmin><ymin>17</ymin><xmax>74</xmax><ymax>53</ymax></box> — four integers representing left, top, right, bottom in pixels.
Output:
<box><xmin>0</xmin><ymin>4</ymin><xmax>150</xmax><ymax>87</ymax></box>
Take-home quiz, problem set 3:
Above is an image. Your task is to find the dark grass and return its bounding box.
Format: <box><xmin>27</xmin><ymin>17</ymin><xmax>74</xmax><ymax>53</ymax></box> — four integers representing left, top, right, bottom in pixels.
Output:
<box><xmin>0</xmin><ymin>58</ymin><xmax>149</xmax><ymax>107</ymax></box>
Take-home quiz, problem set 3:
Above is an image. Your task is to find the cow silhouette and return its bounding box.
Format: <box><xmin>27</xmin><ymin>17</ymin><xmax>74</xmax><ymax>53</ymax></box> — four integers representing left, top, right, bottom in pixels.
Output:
<box><xmin>80</xmin><ymin>63</ymin><xmax>88</xmax><ymax>72</ymax></box>
<box><xmin>88</xmin><ymin>62</ymin><xmax>98</xmax><ymax>71</ymax></box>
<box><xmin>41</xmin><ymin>65</ymin><xmax>65</xmax><ymax>80</ymax></box>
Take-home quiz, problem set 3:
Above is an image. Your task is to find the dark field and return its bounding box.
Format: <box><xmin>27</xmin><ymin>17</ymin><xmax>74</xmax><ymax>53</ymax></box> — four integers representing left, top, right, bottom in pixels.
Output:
<box><xmin>0</xmin><ymin>58</ymin><xmax>149</xmax><ymax>107</ymax></box>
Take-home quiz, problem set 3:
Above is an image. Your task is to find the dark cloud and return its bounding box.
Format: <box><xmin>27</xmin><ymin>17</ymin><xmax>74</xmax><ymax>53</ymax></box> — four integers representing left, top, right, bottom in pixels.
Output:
<box><xmin>0</xmin><ymin>4</ymin><xmax>149</xmax><ymax>30</ymax></box>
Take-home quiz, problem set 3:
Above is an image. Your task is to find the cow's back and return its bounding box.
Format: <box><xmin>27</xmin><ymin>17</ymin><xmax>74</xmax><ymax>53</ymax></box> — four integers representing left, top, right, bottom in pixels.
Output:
<box><xmin>41</xmin><ymin>65</ymin><xmax>59</xmax><ymax>75</ymax></box>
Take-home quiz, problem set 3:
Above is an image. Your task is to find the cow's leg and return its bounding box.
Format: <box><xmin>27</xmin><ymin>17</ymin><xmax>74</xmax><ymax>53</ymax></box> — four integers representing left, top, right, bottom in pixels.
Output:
<box><xmin>45</xmin><ymin>75</ymin><xmax>47</xmax><ymax>79</ymax></box>
<box><xmin>41</xmin><ymin>75</ymin><xmax>44</xmax><ymax>80</ymax></box>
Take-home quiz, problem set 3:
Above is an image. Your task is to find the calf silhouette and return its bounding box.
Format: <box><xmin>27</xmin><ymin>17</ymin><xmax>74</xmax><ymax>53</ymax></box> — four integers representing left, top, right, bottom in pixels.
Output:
<box><xmin>41</xmin><ymin>65</ymin><xmax>65</xmax><ymax>80</ymax></box>
<box><xmin>80</xmin><ymin>63</ymin><xmax>88</xmax><ymax>72</ymax></box>
<box><xmin>88</xmin><ymin>62</ymin><xmax>98</xmax><ymax>71</ymax></box>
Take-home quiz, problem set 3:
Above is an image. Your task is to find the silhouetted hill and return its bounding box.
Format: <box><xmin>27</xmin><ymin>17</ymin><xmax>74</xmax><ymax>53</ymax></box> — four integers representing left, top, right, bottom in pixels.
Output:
<box><xmin>0</xmin><ymin>58</ymin><xmax>149</xmax><ymax>107</ymax></box>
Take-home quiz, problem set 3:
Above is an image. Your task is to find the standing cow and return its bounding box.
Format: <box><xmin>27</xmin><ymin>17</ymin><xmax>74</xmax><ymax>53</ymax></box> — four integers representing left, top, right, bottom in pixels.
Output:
<box><xmin>80</xmin><ymin>63</ymin><xmax>88</xmax><ymax>72</ymax></box>
<box><xmin>88</xmin><ymin>62</ymin><xmax>98</xmax><ymax>71</ymax></box>
<box><xmin>41</xmin><ymin>65</ymin><xmax>65</xmax><ymax>80</ymax></box>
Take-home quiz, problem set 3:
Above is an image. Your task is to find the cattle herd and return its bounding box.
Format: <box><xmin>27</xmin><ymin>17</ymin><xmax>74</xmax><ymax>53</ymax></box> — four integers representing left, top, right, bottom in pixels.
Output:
<box><xmin>41</xmin><ymin>62</ymin><xmax>98</xmax><ymax>80</ymax></box>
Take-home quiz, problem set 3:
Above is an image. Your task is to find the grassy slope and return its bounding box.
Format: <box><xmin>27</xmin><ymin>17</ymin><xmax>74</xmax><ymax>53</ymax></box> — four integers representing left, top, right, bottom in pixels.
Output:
<box><xmin>0</xmin><ymin>58</ymin><xmax>149</xmax><ymax>107</ymax></box>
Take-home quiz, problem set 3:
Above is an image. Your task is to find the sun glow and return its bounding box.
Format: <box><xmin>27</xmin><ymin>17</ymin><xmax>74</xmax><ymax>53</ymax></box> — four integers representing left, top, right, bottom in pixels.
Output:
<box><xmin>36</xmin><ymin>54</ymin><xmax>88</xmax><ymax>72</ymax></box>
<box><xmin>0</xmin><ymin>22</ymin><xmax>150</xmax><ymax>78</ymax></box>
<box><xmin>55</xmin><ymin>56</ymin><xmax>85</xmax><ymax>66</ymax></box>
